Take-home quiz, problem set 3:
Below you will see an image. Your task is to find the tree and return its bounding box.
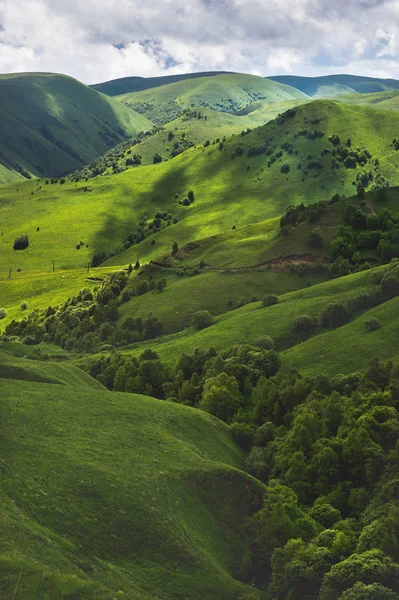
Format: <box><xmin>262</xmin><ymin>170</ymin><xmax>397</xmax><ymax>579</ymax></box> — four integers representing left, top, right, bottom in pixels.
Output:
<box><xmin>365</xmin><ymin>318</ymin><xmax>381</xmax><ymax>332</ymax></box>
<box><xmin>199</xmin><ymin>372</ymin><xmax>241</xmax><ymax>422</ymax></box>
<box><xmin>321</xmin><ymin>301</ymin><xmax>349</xmax><ymax>328</ymax></box>
<box><xmin>307</xmin><ymin>227</ymin><xmax>323</xmax><ymax>248</ymax></box>
<box><xmin>262</xmin><ymin>294</ymin><xmax>279</xmax><ymax>307</ymax></box>
<box><xmin>187</xmin><ymin>190</ymin><xmax>195</xmax><ymax>203</ymax></box>
<box><xmin>191</xmin><ymin>310</ymin><xmax>213</xmax><ymax>329</ymax></box>
<box><xmin>13</xmin><ymin>235</ymin><xmax>29</xmax><ymax>250</ymax></box>
<box><xmin>293</xmin><ymin>315</ymin><xmax>315</xmax><ymax>334</ymax></box>
<box><xmin>153</xmin><ymin>153</ymin><xmax>162</xmax><ymax>164</ymax></box>
<box><xmin>172</xmin><ymin>241</ymin><xmax>179</xmax><ymax>256</ymax></box>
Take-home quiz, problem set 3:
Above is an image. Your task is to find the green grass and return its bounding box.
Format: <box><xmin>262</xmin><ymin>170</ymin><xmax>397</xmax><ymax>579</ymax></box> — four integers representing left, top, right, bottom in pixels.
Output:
<box><xmin>282</xmin><ymin>294</ymin><xmax>399</xmax><ymax>376</ymax></box>
<box><xmin>0</xmin><ymin>73</ymin><xmax>152</xmax><ymax>183</ymax></box>
<box><xmin>0</xmin><ymin>358</ymin><xmax>265</xmax><ymax>600</ymax></box>
<box><xmin>120</xmin><ymin>266</ymin><xmax>385</xmax><ymax>368</ymax></box>
<box><xmin>269</xmin><ymin>74</ymin><xmax>399</xmax><ymax>98</ymax></box>
<box><xmin>117</xmin><ymin>73</ymin><xmax>308</xmax><ymax>123</ymax></box>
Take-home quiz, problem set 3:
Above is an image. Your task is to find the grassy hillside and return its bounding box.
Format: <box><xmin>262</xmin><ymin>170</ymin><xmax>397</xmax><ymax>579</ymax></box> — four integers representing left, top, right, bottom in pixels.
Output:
<box><xmin>269</xmin><ymin>74</ymin><xmax>399</xmax><ymax>98</ymax></box>
<box><xmin>90</xmin><ymin>71</ymin><xmax>231</xmax><ymax>96</ymax></box>
<box><xmin>1</xmin><ymin>100</ymin><xmax>399</xmax><ymax>275</ymax></box>
<box><xmin>0</xmin><ymin>351</ymin><xmax>264</xmax><ymax>600</ymax></box>
<box><xmin>117</xmin><ymin>73</ymin><xmax>308</xmax><ymax>123</ymax></box>
<box><xmin>337</xmin><ymin>89</ymin><xmax>399</xmax><ymax>112</ymax></box>
<box><xmin>0</xmin><ymin>73</ymin><xmax>152</xmax><ymax>184</ymax></box>
<box><xmin>71</xmin><ymin>99</ymin><xmax>307</xmax><ymax>179</ymax></box>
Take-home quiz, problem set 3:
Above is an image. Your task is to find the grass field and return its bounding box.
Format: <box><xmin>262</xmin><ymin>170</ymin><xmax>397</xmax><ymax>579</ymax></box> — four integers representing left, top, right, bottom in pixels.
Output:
<box><xmin>0</xmin><ymin>73</ymin><xmax>152</xmax><ymax>183</ymax></box>
<box><xmin>0</xmin><ymin>353</ymin><xmax>265</xmax><ymax>600</ymax></box>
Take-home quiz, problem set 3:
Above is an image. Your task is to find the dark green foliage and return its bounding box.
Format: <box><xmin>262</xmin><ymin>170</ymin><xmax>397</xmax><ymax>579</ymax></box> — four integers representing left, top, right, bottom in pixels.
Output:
<box><xmin>280</xmin><ymin>162</ymin><xmax>290</xmax><ymax>174</ymax></box>
<box><xmin>262</xmin><ymin>294</ymin><xmax>279</xmax><ymax>307</ymax></box>
<box><xmin>172</xmin><ymin>241</ymin><xmax>179</xmax><ymax>256</ymax></box>
<box><xmin>365</xmin><ymin>317</ymin><xmax>381</xmax><ymax>332</ymax></box>
<box><xmin>153</xmin><ymin>152</ymin><xmax>162</xmax><ymax>164</ymax></box>
<box><xmin>191</xmin><ymin>310</ymin><xmax>213</xmax><ymax>330</ymax></box>
<box><xmin>293</xmin><ymin>314</ymin><xmax>315</xmax><ymax>333</ymax></box>
<box><xmin>321</xmin><ymin>301</ymin><xmax>349</xmax><ymax>328</ymax></box>
<box><xmin>307</xmin><ymin>227</ymin><xmax>323</xmax><ymax>248</ymax></box>
<box><xmin>13</xmin><ymin>235</ymin><xmax>29</xmax><ymax>250</ymax></box>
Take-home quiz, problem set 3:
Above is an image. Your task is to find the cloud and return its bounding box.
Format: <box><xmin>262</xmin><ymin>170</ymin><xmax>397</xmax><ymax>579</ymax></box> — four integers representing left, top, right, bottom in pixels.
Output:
<box><xmin>0</xmin><ymin>0</ymin><xmax>399</xmax><ymax>83</ymax></box>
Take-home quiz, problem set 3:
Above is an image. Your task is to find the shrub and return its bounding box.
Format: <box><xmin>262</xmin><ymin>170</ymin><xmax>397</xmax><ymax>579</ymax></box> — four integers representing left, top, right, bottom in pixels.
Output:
<box><xmin>262</xmin><ymin>294</ymin><xmax>279</xmax><ymax>307</ymax></box>
<box><xmin>255</xmin><ymin>335</ymin><xmax>275</xmax><ymax>350</ymax></box>
<box><xmin>187</xmin><ymin>190</ymin><xmax>195</xmax><ymax>203</ymax></box>
<box><xmin>230</xmin><ymin>422</ymin><xmax>254</xmax><ymax>450</ymax></box>
<box><xmin>307</xmin><ymin>227</ymin><xmax>323</xmax><ymax>248</ymax></box>
<box><xmin>321</xmin><ymin>301</ymin><xmax>349</xmax><ymax>328</ymax></box>
<box><xmin>0</xmin><ymin>308</ymin><xmax>7</xmax><ymax>319</ymax></box>
<box><xmin>20</xmin><ymin>302</ymin><xmax>28</xmax><ymax>310</ymax></box>
<box><xmin>365</xmin><ymin>317</ymin><xmax>381</xmax><ymax>332</ymax></box>
<box><xmin>153</xmin><ymin>153</ymin><xmax>162</xmax><ymax>164</ymax></box>
<box><xmin>280</xmin><ymin>162</ymin><xmax>290</xmax><ymax>174</ymax></box>
<box><xmin>13</xmin><ymin>235</ymin><xmax>29</xmax><ymax>250</ymax></box>
<box><xmin>293</xmin><ymin>314</ymin><xmax>315</xmax><ymax>333</ymax></box>
<box><xmin>182</xmin><ymin>197</ymin><xmax>191</xmax><ymax>206</ymax></box>
<box><xmin>191</xmin><ymin>310</ymin><xmax>213</xmax><ymax>330</ymax></box>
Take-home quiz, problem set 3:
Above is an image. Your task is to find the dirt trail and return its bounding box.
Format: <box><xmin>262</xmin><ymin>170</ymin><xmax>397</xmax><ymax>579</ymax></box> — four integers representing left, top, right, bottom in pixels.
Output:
<box><xmin>150</xmin><ymin>253</ymin><xmax>330</xmax><ymax>273</ymax></box>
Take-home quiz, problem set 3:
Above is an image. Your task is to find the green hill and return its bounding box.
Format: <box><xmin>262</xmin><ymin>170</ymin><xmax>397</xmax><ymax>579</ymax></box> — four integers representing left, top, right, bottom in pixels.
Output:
<box><xmin>116</xmin><ymin>73</ymin><xmax>308</xmax><ymax>123</ymax></box>
<box><xmin>2</xmin><ymin>100</ymin><xmax>399</xmax><ymax>275</ymax></box>
<box><xmin>0</xmin><ymin>349</ymin><xmax>264</xmax><ymax>600</ymax></box>
<box><xmin>90</xmin><ymin>70</ymin><xmax>231</xmax><ymax>96</ymax></box>
<box><xmin>336</xmin><ymin>89</ymin><xmax>399</xmax><ymax>112</ymax></box>
<box><xmin>0</xmin><ymin>73</ymin><xmax>152</xmax><ymax>184</ymax></box>
<box><xmin>269</xmin><ymin>74</ymin><xmax>399</xmax><ymax>98</ymax></box>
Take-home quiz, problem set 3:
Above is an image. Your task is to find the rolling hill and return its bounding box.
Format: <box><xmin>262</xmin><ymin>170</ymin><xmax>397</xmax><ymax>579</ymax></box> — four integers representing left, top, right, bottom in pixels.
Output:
<box><xmin>90</xmin><ymin>70</ymin><xmax>232</xmax><ymax>96</ymax></box>
<box><xmin>269</xmin><ymin>74</ymin><xmax>399</xmax><ymax>98</ymax></box>
<box><xmin>0</xmin><ymin>73</ymin><xmax>152</xmax><ymax>184</ymax></box>
<box><xmin>0</xmin><ymin>348</ymin><xmax>264</xmax><ymax>600</ymax></box>
<box><xmin>115</xmin><ymin>72</ymin><xmax>308</xmax><ymax>123</ymax></box>
<box><xmin>1</xmin><ymin>100</ymin><xmax>399</xmax><ymax>275</ymax></box>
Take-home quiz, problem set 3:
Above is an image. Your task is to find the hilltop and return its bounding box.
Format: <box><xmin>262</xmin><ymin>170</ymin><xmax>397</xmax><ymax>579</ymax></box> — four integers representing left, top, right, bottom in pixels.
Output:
<box><xmin>268</xmin><ymin>73</ymin><xmax>399</xmax><ymax>98</ymax></box>
<box><xmin>115</xmin><ymin>72</ymin><xmax>308</xmax><ymax>123</ymax></box>
<box><xmin>0</xmin><ymin>73</ymin><xmax>152</xmax><ymax>183</ymax></box>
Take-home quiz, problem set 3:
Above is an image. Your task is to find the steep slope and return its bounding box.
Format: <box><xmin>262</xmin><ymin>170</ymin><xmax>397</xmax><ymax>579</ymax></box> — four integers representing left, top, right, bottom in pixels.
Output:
<box><xmin>2</xmin><ymin>100</ymin><xmax>399</xmax><ymax>273</ymax></box>
<box><xmin>269</xmin><ymin>74</ymin><xmax>399</xmax><ymax>98</ymax></box>
<box><xmin>0</xmin><ymin>353</ymin><xmax>264</xmax><ymax>600</ymax></box>
<box><xmin>0</xmin><ymin>73</ymin><xmax>152</xmax><ymax>183</ymax></box>
<box><xmin>90</xmin><ymin>70</ymin><xmax>231</xmax><ymax>96</ymax></box>
<box><xmin>116</xmin><ymin>73</ymin><xmax>308</xmax><ymax>123</ymax></box>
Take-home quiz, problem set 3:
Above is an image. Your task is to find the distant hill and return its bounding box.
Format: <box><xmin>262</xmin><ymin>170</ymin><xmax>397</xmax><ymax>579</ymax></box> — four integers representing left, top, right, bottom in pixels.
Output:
<box><xmin>268</xmin><ymin>74</ymin><xmax>399</xmax><ymax>98</ymax></box>
<box><xmin>90</xmin><ymin>70</ymin><xmax>232</xmax><ymax>96</ymax></box>
<box><xmin>0</xmin><ymin>72</ymin><xmax>152</xmax><ymax>183</ymax></box>
<box><xmin>115</xmin><ymin>72</ymin><xmax>309</xmax><ymax>124</ymax></box>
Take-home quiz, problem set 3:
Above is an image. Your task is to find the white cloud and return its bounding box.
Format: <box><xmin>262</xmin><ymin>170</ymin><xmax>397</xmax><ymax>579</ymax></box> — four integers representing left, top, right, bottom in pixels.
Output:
<box><xmin>0</xmin><ymin>0</ymin><xmax>399</xmax><ymax>83</ymax></box>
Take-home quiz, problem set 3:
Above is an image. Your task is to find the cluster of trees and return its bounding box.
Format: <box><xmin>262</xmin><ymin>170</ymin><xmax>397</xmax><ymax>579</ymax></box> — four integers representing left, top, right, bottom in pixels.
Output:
<box><xmin>236</xmin><ymin>356</ymin><xmax>399</xmax><ymax>599</ymax></box>
<box><xmin>92</xmin><ymin>210</ymin><xmax>176</xmax><ymax>267</ymax></box>
<box><xmin>330</xmin><ymin>204</ymin><xmax>399</xmax><ymax>265</ymax></box>
<box><xmin>280</xmin><ymin>193</ymin><xmax>341</xmax><ymax>232</ymax></box>
<box><xmin>4</xmin><ymin>270</ymin><xmax>165</xmax><ymax>353</ymax></box>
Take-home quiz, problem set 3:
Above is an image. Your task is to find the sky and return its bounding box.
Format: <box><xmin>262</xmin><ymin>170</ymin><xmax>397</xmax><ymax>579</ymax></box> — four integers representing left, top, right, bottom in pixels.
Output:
<box><xmin>1</xmin><ymin>0</ymin><xmax>399</xmax><ymax>84</ymax></box>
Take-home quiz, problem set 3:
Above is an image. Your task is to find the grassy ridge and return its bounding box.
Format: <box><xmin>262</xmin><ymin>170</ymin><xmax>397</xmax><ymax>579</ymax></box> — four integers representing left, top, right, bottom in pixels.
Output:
<box><xmin>0</xmin><ymin>357</ymin><xmax>264</xmax><ymax>599</ymax></box>
<box><xmin>117</xmin><ymin>73</ymin><xmax>308</xmax><ymax>123</ymax></box>
<box><xmin>269</xmin><ymin>74</ymin><xmax>399</xmax><ymax>98</ymax></box>
<box><xmin>0</xmin><ymin>73</ymin><xmax>152</xmax><ymax>183</ymax></box>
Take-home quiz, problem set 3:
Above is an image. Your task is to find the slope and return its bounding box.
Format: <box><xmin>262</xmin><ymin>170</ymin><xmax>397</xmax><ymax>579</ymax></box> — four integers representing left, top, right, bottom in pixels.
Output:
<box><xmin>90</xmin><ymin>70</ymin><xmax>231</xmax><ymax>96</ymax></box>
<box><xmin>269</xmin><ymin>73</ymin><xmax>399</xmax><ymax>98</ymax></box>
<box><xmin>0</xmin><ymin>73</ymin><xmax>152</xmax><ymax>184</ymax></box>
<box><xmin>2</xmin><ymin>100</ymin><xmax>399</xmax><ymax>274</ymax></box>
<box><xmin>117</xmin><ymin>72</ymin><xmax>308</xmax><ymax>123</ymax></box>
<box><xmin>0</xmin><ymin>352</ymin><xmax>264</xmax><ymax>600</ymax></box>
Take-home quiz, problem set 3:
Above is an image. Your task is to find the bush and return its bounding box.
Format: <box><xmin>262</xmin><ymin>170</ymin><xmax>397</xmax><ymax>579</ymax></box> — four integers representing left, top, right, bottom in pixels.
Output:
<box><xmin>307</xmin><ymin>227</ymin><xmax>323</xmax><ymax>248</ymax></box>
<box><xmin>321</xmin><ymin>301</ymin><xmax>349</xmax><ymax>328</ymax></box>
<box><xmin>20</xmin><ymin>302</ymin><xmax>28</xmax><ymax>310</ymax></box>
<box><xmin>293</xmin><ymin>315</ymin><xmax>315</xmax><ymax>333</ymax></box>
<box><xmin>365</xmin><ymin>317</ymin><xmax>381</xmax><ymax>332</ymax></box>
<box><xmin>280</xmin><ymin>162</ymin><xmax>290</xmax><ymax>174</ymax></box>
<box><xmin>191</xmin><ymin>310</ymin><xmax>213</xmax><ymax>330</ymax></box>
<box><xmin>254</xmin><ymin>335</ymin><xmax>275</xmax><ymax>350</ymax></box>
<box><xmin>153</xmin><ymin>153</ymin><xmax>162</xmax><ymax>164</ymax></box>
<box><xmin>262</xmin><ymin>294</ymin><xmax>279</xmax><ymax>307</ymax></box>
<box><xmin>0</xmin><ymin>308</ymin><xmax>7</xmax><ymax>319</ymax></box>
<box><xmin>13</xmin><ymin>235</ymin><xmax>29</xmax><ymax>250</ymax></box>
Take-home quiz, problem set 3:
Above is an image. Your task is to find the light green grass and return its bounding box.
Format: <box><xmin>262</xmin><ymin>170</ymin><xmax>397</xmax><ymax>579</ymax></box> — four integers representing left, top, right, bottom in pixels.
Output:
<box><xmin>0</xmin><ymin>363</ymin><xmax>265</xmax><ymax>599</ymax></box>
<box><xmin>269</xmin><ymin>74</ymin><xmax>399</xmax><ymax>98</ymax></box>
<box><xmin>1</xmin><ymin>100</ymin><xmax>398</xmax><ymax>275</ymax></box>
